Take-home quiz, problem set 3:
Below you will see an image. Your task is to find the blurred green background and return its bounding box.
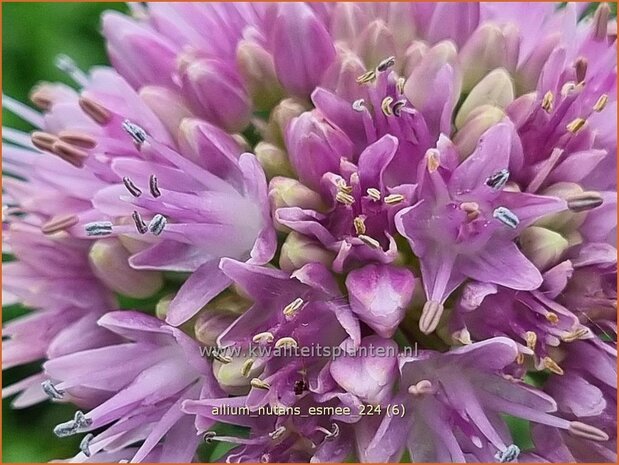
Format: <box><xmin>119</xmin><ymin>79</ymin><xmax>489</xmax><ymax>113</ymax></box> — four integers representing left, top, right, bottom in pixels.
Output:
<box><xmin>2</xmin><ymin>3</ymin><xmax>124</xmax><ymax>462</ymax></box>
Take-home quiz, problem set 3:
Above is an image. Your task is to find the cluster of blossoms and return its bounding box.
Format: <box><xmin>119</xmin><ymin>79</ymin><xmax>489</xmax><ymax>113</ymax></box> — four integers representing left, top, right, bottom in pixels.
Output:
<box><xmin>2</xmin><ymin>2</ymin><xmax>617</xmax><ymax>463</ymax></box>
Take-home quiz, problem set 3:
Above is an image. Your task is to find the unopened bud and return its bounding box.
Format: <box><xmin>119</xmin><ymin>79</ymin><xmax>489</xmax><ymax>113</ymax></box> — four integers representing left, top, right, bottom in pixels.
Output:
<box><xmin>237</xmin><ymin>39</ymin><xmax>285</xmax><ymax>111</ymax></box>
<box><xmin>519</xmin><ymin>226</ymin><xmax>569</xmax><ymax>270</ymax></box>
<box><xmin>269</xmin><ymin>176</ymin><xmax>325</xmax><ymax>211</ymax></box>
<box><xmin>195</xmin><ymin>312</ymin><xmax>236</xmax><ymax>347</ymax></box>
<box><xmin>453</xmin><ymin>105</ymin><xmax>505</xmax><ymax>159</ymax></box>
<box><xmin>255</xmin><ymin>142</ymin><xmax>294</xmax><ymax>179</ymax></box>
<box><xmin>279</xmin><ymin>232</ymin><xmax>334</xmax><ymax>271</ymax></box>
<box><xmin>89</xmin><ymin>238</ymin><xmax>163</xmax><ymax>299</ymax></box>
<box><xmin>264</xmin><ymin>98</ymin><xmax>307</xmax><ymax>146</ymax></box>
<box><xmin>139</xmin><ymin>86</ymin><xmax>192</xmax><ymax>138</ymax></box>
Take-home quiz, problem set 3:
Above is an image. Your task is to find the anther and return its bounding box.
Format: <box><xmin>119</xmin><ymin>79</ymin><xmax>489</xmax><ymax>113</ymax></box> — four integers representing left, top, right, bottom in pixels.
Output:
<box><xmin>325</xmin><ymin>423</ymin><xmax>340</xmax><ymax>440</ymax></box>
<box><xmin>426</xmin><ymin>149</ymin><xmax>440</xmax><ymax>173</ymax></box>
<box><xmin>85</xmin><ymin>221</ymin><xmax>113</xmax><ymax>237</ymax></box>
<box><xmin>485</xmin><ymin>169</ymin><xmax>510</xmax><ymax>190</ymax></box>
<box><xmin>58</xmin><ymin>131</ymin><xmax>97</xmax><ymax>149</ymax></box>
<box><xmin>566</xmin><ymin>117</ymin><xmax>586</xmax><ymax>134</ymax></box>
<box><xmin>149</xmin><ymin>174</ymin><xmax>162</xmax><ymax>198</ymax></box>
<box><xmin>460</xmin><ymin>202</ymin><xmax>480</xmax><ymax>221</ymax></box>
<box><xmin>122</xmin><ymin>119</ymin><xmax>148</xmax><ymax>145</ymax></box>
<box><xmin>525</xmin><ymin>331</ymin><xmax>537</xmax><ymax>350</ymax></box>
<box><xmin>545</xmin><ymin>312</ymin><xmax>559</xmax><ymax>324</ymax></box>
<box><xmin>541</xmin><ymin>91</ymin><xmax>554</xmax><ymax>113</ymax></box>
<box><xmin>356</xmin><ymin>69</ymin><xmax>377</xmax><ymax>84</ymax></box>
<box><xmin>54</xmin><ymin>54</ymin><xmax>88</xmax><ymax>86</ymax></box>
<box><xmin>353</xmin><ymin>216</ymin><xmax>366</xmax><ymax>235</ymax></box>
<box><xmin>250</xmin><ymin>378</ymin><xmax>271</xmax><ymax>390</ymax></box>
<box><xmin>593</xmin><ymin>94</ymin><xmax>608</xmax><ymax>112</ymax></box>
<box><xmin>78</xmin><ymin>97</ymin><xmax>111</xmax><ymax>125</ymax></box>
<box><xmin>53</xmin><ymin>411</ymin><xmax>92</xmax><ymax>438</ymax></box>
<box><xmin>41</xmin><ymin>380</ymin><xmax>64</xmax><ymax>400</ymax></box>
<box><xmin>252</xmin><ymin>332</ymin><xmax>274</xmax><ymax>344</ymax></box>
<box><xmin>542</xmin><ymin>356</ymin><xmax>564</xmax><ymax>375</ymax></box>
<box><xmin>396</xmin><ymin>77</ymin><xmax>406</xmax><ymax>95</ymax></box>
<box><xmin>376</xmin><ymin>56</ymin><xmax>396</xmax><ymax>72</ymax></box>
<box><xmin>213</xmin><ymin>349</ymin><xmax>232</xmax><ymax>364</ymax></box>
<box><xmin>384</xmin><ymin>194</ymin><xmax>405</xmax><ymax>205</ymax></box>
<box><xmin>80</xmin><ymin>433</ymin><xmax>94</xmax><ymax>457</ymax></box>
<box><xmin>495</xmin><ymin>444</ymin><xmax>520</xmax><ymax>463</ymax></box>
<box><xmin>29</xmin><ymin>85</ymin><xmax>54</xmax><ymax>110</ymax></box>
<box><xmin>568</xmin><ymin>421</ymin><xmax>609</xmax><ymax>442</ymax></box>
<box><xmin>130</xmin><ymin>211</ymin><xmax>148</xmax><ymax>235</ymax></box>
<box><xmin>408</xmin><ymin>380</ymin><xmax>434</xmax><ymax>396</ymax></box>
<box><xmin>453</xmin><ymin>328</ymin><xmax>472</xmax><ymax>345</ymax></box>
<box><xmin>241</xmin><ymin>359</ymin><xmax>255</xmax><ymax>377</ymax></box>
<box><xmin>574</xmin><ymin>57</ymin><xmax>588</xmax><ymax>84</ymax></box>
<box><xmin>567</xmin><ymin>191</ymin><xmax>603</xmax><ymax>212</ymax></box>
<box><xmin>203</xmin><ymin>431</ymin><xmax>217</xmax><ymax>443</ymax></box>
<box><xmin>336</xmin><ymin>178</ymin><xmax>353</xmax><ymax>194</ymax></box>
<box><xmin>122</xmin><ymin>177</ymin><xmax>142</xmax><ymax>197</ymax></box>
<box><xmin>493</xmin><ymin>207</ymin><xmax>520</xmax><ymax>229</ymax></box>
<box><xmin>148</xmin><ymin>214</ymin><xmax>167</xmax><ymax>236</ymax></box>
<box><xmin>283</xmin><ymin>298</ymin><xmax>304</xmax><ymax>318</ymax></box>
<box><xmin>41</xmin><ymin>214</ymin><xmax>78</xmax><ymax>235</ymax></box>
<box><xmin>275</xmin><ymin>337</ymin><xmax>298</xmax><ymax>349</ymax></box>
<box><xmin>352</xmin><ymin>99</ymin><xmax>366</xmax><ymax>112</ymax></box>
<box><xmin>392</xmin><ymin>100</ymin><xmax>407</xmax><ymax>116</ymax></box>
<box><xmin>381</xmin><ymin>96</ymin><xmax>394</xmax><ymax>116</ymax></box>
<box><xmin>593</xmin><ymin>3</ymin><xmax>610</xmax><ymax>41</ymax></box>
<box><xmin>31</xmin><ymin>131</ymin><xmax>58</xmax><ymax>152</ymax></box>
<box><xmin>335</xmin><ymin>191</ymin><xmax>355</xmax><ymax>206</ymax></box>
<box><xmin>561</xmin><ymin>327</ymin><xmax>590</xmax><ymax>342</ymax></box>
<box><xmin>52</xmin><ymin>141</ymin><xmax>89</xmax><ymax>168</ymax></box>
<box><xmin>366</xmin><ymin>188</ymin><xmax>381</xmax><ymax>201</ymax></box>
<box><xmin>419</xmin><ymin>300</ymin><xmax>444</xmax><ymax>334</ymax></box>
<box><xmin>516</xmin><ymin>353</ymin><xmax>525</xmax><ymax>365</ymax></box>
<box><xmin>358</xmin><ymin>234</ymin><xmax>380</xmax><ymax>249</ymax></box>
<box><xmin>269</xmin><ymin>426</ymin><xmax>287</xmax><ymax>440</ymax></box>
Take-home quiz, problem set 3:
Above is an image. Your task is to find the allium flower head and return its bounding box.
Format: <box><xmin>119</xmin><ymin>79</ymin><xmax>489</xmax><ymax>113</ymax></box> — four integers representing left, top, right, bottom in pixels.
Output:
<box><xmin>2</xmin><ymin>2</ymin><xmax>617</xmax><ymax>463</ymax></box>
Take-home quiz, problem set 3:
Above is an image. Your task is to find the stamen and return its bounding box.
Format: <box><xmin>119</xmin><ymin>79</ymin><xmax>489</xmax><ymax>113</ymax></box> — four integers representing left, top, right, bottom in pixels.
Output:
<box><xmin>356</xmin><ymin>69</ymin><xmax>376</xmax><ymax>84</ymax></box>
<box><xmin>593</xmin><ymin>3</ymin><xmax>610</xmax><ymax>41</ymax></box>
<box><xmin>78</xmin><ymin>97</ymin><xmax>111</xmax><ymax>125</ymax></box>
<box><xmin>325</xmin><ymin>423</ymin><xmax>340</xmax><ymax>440</ymax></box>
<box><xmin>568</xmin><ymin>421</ymin><xmax>609</xmax><ymax>442</ymax></box>
<box><xmin>419</xmin><ymin>300</ymin><xmax>444</xmax><ymax>334</ymax></box>
<box><xmin>353</xmin><ymin>216</ymin><xmax>366</xmax><ymax>235</ymax></box>
<box><xmin>574</xmin><ymin>57</ymin><xmax>587</xmax><ymax>84</ymax></box>
<box><xmin>148</xmin><ymin>214</ymin><xmax>167</xmax><ymax>236</ymax></box>
<box><xmin>384</xmin><ymin>193</ymin><xmax>405</xmax><ymax>205</ymax></box>
<box><xmin>541</xmin><ymin>91</ymin><xmax>554</xmax><ymax>113</ymax></box>
<box><xmin>566</xmin><ymin>117</ymin><xmax>586</xmax><ymax>134</ymax></box>
<box><xmin>493</xmin><ymin>207</ymin><xmax>520</xmax><ymax>229</ymax></box>
<box><xmin>52</xmin><ymin>141</ymin><xmax>89</xmax><ymax>168</ymax></box>
<box><xmin>392</xmin><ymin>100</ymin><xmax>406</xmax><ymax>116</ymax></box>
<box><xmin>560</xmin><ymin>82</ymin><xmax>578</xmax><ymax>97</ymax></box>
<box><xmin>336</xmin><ymin>178</ymin><xmax>353</xmax><ymax>194</ymax></box>
<box><xmin>252</xmin><ymin>332</ymin><xmax>274</xmax><ymax>344</ymax></box>
<box><xmin>58</xmin><ymin>131</ymin><xmax>97</xmax><ymax>149</ymax></box>
<box><xmin>516</xmin><ymin>353</ymin><xmax>525</xmax><ymax>365</ymax></box>
<box><xmin>131</xmin><ymin>211</ymin><xmax>148</xmax><ymax>234</ymax></box>
<box><xmin>525</xmin><ymin>331</ymin><xmax>537</xmax><ymax>350</ymax></box>
<box><xmin>85</xmin><ymin>221</ymin><xmax>113</xmax><ymax>237</ymax></box>
<box><xmin>149</xmin><ymin>174</ymin><xmax>162</xmax><ymax>198</ymax></box>
<box><xmin>250</xmin><ymin>378</ymin><xmax>271</xmax><ymax>390</ymax></box>
<box><xmin>274</xmin><ymin>337</ymin><xmax>298</xmax><ymax>349</ymax></box>
<box><xmin>241</xmin><ymin>359</ymin><xmax>255</xmax><ymax>377</ymax></box>
<box><xmin>561</xmin><ymin>327</ymin><xmax>590</xmax><ymax>342</ymax></box>
<box><xmin>453</xmin><ymin>328</ymin><xmax>472</xmax><ymax>345</ymax></box>
<box><xmin>376</xmin><ymin>56</ymin><xmax>396</xmax><ymax>72</ymax></box>
<box><xmin>53</xmin><ymin>411</ymin><xmax>92</xmax><ymax>438</ymax></box>
<box><xmin>80</xmin><ymin>433</ymin><xmax>94</xmax><ymax>457</ymax></box>
<box><xmin>260</xmin><ymin>454</ymin><xmax>270</xmax><ymax>463</ymax></box>
<box><xmin>122</xmin><ymin>119</ymin><xmax>148</xmax><ymax>145</ymax></box>
<box><xmin>41</xmin><ymin>380</ymin><xmax>64</xmax><ymax>400</ymax></box>
<box><xmin>459</xmin><ymin>202</ymin><xmax>480</xmax><ymax>220</ymax></box>
<box><xmin>593</xmin><ymin>94</ymin><xmax>608</xmax><ymax>112</ymax></box>
<box><xmin>335</xmin><ymin>191</ymin><xmax>355</xmax><ymax>206</ymax></box>
<box><xmin>542</xmin><ymin>356</ymin><xmax>564</xmax><ymax>375</ymax></box>
<box><xmin>352</xmin><ymin>99</ymin><xmax>366</xmax><ymax>112</ymax></box>
<box><xmin>545</xmin><ymin>312</ymin><xmax>559</xmax><ymax>324</ymax></box>
<box><xmin>269</xmin><ymin>426</ymin><xmax>287</xmax><ymax>440</ymax></box>
<box><xmin>29</xmin><ymin>85</ymin><xmax>54</xmax><ymax>110</ymax></box>
<box><xmin>485</xmin><ymin>169</ymin><xmax>510</xmax><ymax>190</ymax></box>
<box><xmin>358</xmin><ymin>234</ymin><xmax>380</xmax><ymax>249</ymax></box>
<box><xmin>212</xmin><ymin>349</ymin><xmax>232</xmax><ymax>364</ymax></box>
<box><xmin>407</xmin><ymin>380</ymin><xmax>434</xmax><ymax>396</ymax></box>
<box><xmin>366</xmin><ymin>188</ymin><xmax>381</xmax><ymax>201</ymax></box>
<box><xmin>31</xmin><ymin>131</ymin><xmax>58</xmax><ymax>152</ymax></box>
<box><xmin>54</xmin><ymin>54</ymin><xmax>89</xmax><ymax>86</ymax></box>
<box><xmin>41</xmin><ymin>214</ymin><xmax>78</xmax><ymax>235</ymax></box>
<box><xmin>123</xmin><ymin>177</ymin><xmax>142</xmax><ymax>197</ymax></box>
<box><xmin>381</xmin><ymin>96</ymin><xmax>394</xmax><ymax>116</ymax></box>
<box><xmin>426</xmin><ymin>149</ymin><xmax>440</xmax><ymax>173</ymax></box>
<box><xmin>203</xmin><ymin>431</ymin><xmax>217</xmax><ymax>443</ymax></box>
<box><xmin>396</xmin><ymin>77</ymin><xmax>406</xmax><ymax>95</ymax></box>
<box><xmin>495</xmin><ymin>444</ymin><xmax>520</xmax><ymax>463</ymax></box>
<box><xmin>283</xmin><ymin>298</ymin><xmax>304</xmax><ymax>318</ymax></box>
<box><xmin>567</xmin><ymin>191</ymin><xmax>603</xmax><ymax>212</ymax></box>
